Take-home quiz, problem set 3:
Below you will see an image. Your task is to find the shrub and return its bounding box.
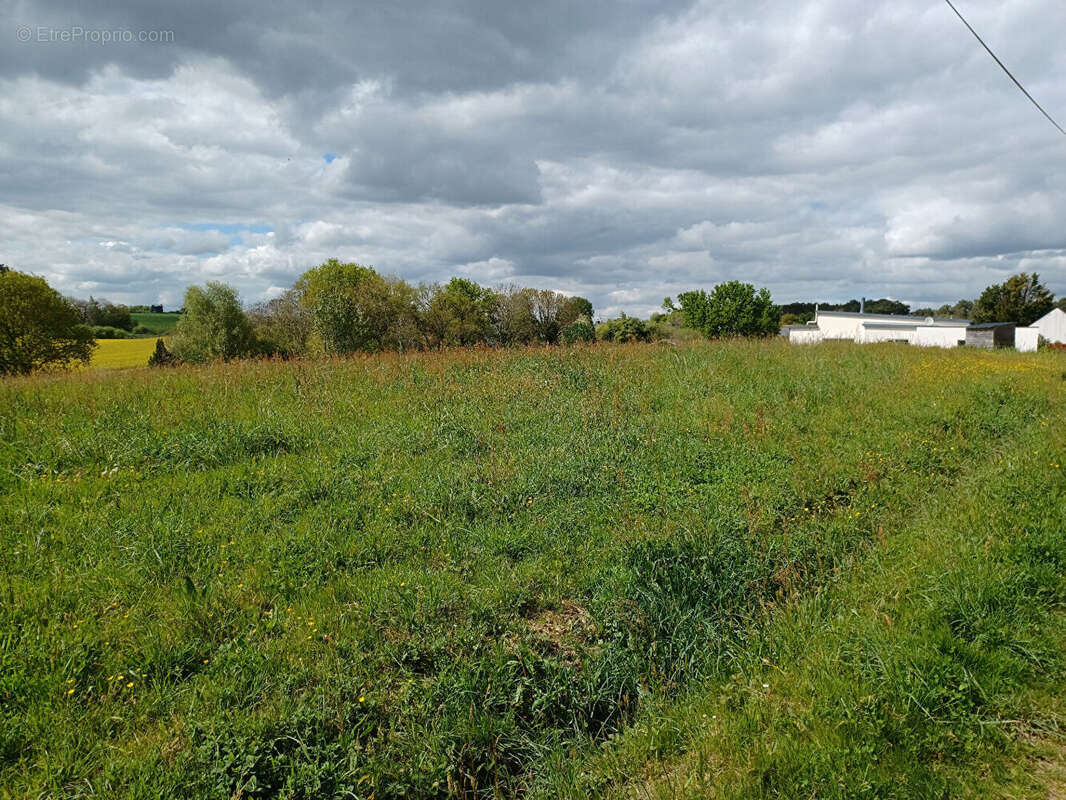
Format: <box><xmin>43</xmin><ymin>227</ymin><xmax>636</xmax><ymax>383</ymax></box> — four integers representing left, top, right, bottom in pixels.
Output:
<box><xmin>147</xmin><ymin>339</ymin><xmax>177</xmax><ymax>367</ymax></box>
<box><xmin>91</xmin><ymin>325</ymin><xmax>132</xmax><ymax>339</ymax></box>
<box><xmin>596</xmin><ymin>314</ymin><xmax>652</xmax><ymax>343</ymax></box>
<box><xmin>132</xmin><ymin>324</ymin><xmax>152</xmax><ymax>335</ymax></box>
<box><xmin>563</xmin><ymin>319</ymin><xmax>595</xmax><ymax>344</ymax></box>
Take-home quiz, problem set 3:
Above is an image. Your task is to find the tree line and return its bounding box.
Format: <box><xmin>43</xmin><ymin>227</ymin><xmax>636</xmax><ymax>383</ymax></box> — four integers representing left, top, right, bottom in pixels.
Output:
<box><xmin>0</xmin><ymin>260</ymin><xmax>784</xmax><ymax>375</ymax></box>
<box><xmin>162</xmin><ymin>260</ymin><xmax>600</xmax><ymax>364</ymax></box>
<box><xmin>5</xmin><ymin>256</ymin><xmax>1061</xmax><ymax>377</ymax></box>
<box><xmin>160</xmin><ymin>265</ymin><xmax>782</xmax><ymax>364</ymax></box>
<box><xmin>779</xmin><ymin>273</ymin><xmax>1063</xmax><ymax>327</ymax></box>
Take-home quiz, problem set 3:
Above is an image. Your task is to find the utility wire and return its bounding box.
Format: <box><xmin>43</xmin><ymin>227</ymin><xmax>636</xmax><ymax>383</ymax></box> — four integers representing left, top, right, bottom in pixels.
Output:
<box><xmin>943</xmin><ymin>0</ymin><xmax>1066</xmax><ymax>137</ymax></box>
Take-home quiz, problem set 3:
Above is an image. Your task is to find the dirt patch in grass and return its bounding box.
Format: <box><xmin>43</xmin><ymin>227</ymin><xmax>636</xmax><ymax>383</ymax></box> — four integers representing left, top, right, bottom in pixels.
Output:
<box><xmin>527</xmin><ymin>601</ymin><xmax>598</xmax><ymax>665</ymax></box>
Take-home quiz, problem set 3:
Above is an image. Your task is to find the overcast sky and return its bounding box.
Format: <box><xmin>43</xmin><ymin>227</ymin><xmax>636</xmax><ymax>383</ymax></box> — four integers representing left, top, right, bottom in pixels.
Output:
<box><xmin>3</xmin><ymin>0</ymin><xmax>1065</xmax><ymax>317</ymax></box>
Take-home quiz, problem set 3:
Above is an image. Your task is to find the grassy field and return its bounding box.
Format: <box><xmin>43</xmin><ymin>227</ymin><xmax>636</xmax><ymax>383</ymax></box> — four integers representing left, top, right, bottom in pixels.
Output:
<box><xmin>2</xmin><ymin>340</ymin><xmax>1064</xmax><ymax>798</ymax></box>
<box><xmin>89</xmin><ymin>337</ymin><xmax>159</xmax><ymax>369</ymax></box>
<box><xmin>130</xmin><ymin>312</ymin><xmax>182</xmax><ymax>334</ymax></box>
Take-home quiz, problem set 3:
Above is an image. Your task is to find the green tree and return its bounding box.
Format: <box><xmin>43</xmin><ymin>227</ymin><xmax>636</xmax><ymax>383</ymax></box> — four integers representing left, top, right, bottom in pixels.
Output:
<box><xmin>675</xmin><ymin>281</ymin><xmax>779</xmax><ymax>338</ymax></box>
<box><xmin>296</xmin><ymin>259</ymin><xmax>420</xmax><ymax>354</ymax></box>
<box><xmin>972</xmin><ymin>273</ymin><xmax>1055</xmax><ymax>325</ymax></box>
<box><xmin>493</xmin><ymin>287</ymin><xmax>573</xmax><ymax>345</ymax></box>
<box><xmin>864</xmin><ymin>298</ymin><xmax>910</xmax><ymax>316</ymax></box>
<box><xmin>494</xmin><ymin>286</ymin><xmax>539</xmax><ymax>345</ymax></box>
<box><xmin>170</xmin><ymin>282</ymin><xmax>255</xmax><ymax>362</ymax></box>
<box><xmin>248</xmin><ymin>289</ymin><xmax>312</xmax><ymax>357</ymax></box>
<box><xmin>563</xmin><ymin>319</ymin><xmax>595</xmax><ymax>344</ymax></box>
<box><xmin>421</xmin><ymin>278</ymin><xmax>497</xmax><ymax>347</ymax></box>
<box><xmin>0</xmin><ymin>269</ymin><xmax>95</xmax><ymax>375</ymax></box>
<box><xmin>85</xmin><ymin>297</ymin><xmax>134</xmax><ymax>331</ymax></box>
<box><xmin>528</xmin><ymin>289</ymin><xmax>569</xmax><ymax>344</ymax></box>
<box><xmin>560</xmin><ymin>296</ymin><xmax>594</xmax><ymax>327</ymax></box>
<box><xmin>147</xmin><ymin>338</ymin><xmax>177</xmax><ymax>367</ymax></box>
<box><xmin>596</xmin><ymin>314</ymin><xmax>652</xmax><ymax>343</ymax></box>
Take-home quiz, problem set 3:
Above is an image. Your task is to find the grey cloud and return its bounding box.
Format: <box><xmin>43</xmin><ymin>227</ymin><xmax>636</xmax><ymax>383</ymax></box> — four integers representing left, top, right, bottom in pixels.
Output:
<box><xmin>6</xmin><ymin>0</ymin><xmax>693</xmax><ymax>94</ymax></box>
<box><xmin>2</xmin><ymin>0</ymin><xmax>1066</xmax><ymax>316</ymax></box>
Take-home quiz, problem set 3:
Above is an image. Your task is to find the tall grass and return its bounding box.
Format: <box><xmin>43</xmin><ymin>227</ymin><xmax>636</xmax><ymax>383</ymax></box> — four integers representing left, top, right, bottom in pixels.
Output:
<box><xmin>1</xmin><ymin>340</ymin><xmax>1063</xmax><ymax>798</ymax></box>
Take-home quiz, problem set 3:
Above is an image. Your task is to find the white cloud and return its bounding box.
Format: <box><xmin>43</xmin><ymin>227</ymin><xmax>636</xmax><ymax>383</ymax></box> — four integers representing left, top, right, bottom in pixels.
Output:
<box><xmin>3</xmin><ymin>0</ymin><xmax>1066</xmax><ymax>312</ymax></box>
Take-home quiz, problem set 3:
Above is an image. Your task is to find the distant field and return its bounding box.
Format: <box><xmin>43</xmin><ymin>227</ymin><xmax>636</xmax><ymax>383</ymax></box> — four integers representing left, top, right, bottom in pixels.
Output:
<box><xmin>130</xmin><ymin>311</ymin><xmax>181</xmax><ymax>334</ymax></box>
<box><xmin>2</xmin><ymin>341</ymin><xmax>1064</xmax><ymax>799</ymax></box>
<box><xmin>89</xmin><ymin>337</ymin><xmax>158</xmax><ymax>368</ymax></box>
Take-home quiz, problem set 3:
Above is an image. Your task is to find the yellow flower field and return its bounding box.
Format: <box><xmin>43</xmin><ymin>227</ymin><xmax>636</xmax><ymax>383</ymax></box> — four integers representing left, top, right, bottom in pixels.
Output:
<box><xmin>89</xmin><ymin>337</ymin><xmax>159</xmax><ymax>369</ymax></box>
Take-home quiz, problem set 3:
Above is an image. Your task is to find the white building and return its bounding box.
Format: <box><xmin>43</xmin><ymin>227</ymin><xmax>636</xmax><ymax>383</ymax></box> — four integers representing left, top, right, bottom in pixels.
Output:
<box><xmin>1015</xmin><ymin>327</ymin><xmax>1040</xmax><ymax>352</ymax></box>
<box><xmin>1030</xmin><ymin>308</ymin><xmax>1066</xmax><ymax>344</ymax></box>
<box><xmin>787</xmin><ymin>309</ymin><xmax>971</xmax><ymax>349</ymax></box>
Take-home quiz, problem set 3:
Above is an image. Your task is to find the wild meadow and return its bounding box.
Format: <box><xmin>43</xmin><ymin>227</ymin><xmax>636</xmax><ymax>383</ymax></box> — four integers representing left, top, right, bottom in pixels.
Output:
<box><xmin>1</xmin><ymin>340</ymin><xmax>1064</xmax><ymax>798</ymax></box>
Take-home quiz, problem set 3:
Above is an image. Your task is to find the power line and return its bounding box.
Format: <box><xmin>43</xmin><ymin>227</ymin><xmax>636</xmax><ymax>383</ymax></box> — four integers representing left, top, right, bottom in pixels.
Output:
<box><xmin>943</xmin><ymin>0</ymin><xmax>1066</xmax><ymax>137</ymax></box>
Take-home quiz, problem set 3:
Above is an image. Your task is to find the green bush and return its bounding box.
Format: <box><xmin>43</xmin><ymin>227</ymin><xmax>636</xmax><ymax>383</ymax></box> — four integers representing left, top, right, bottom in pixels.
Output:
<box><xmin>563</xmin><ymin>319</ymin><xmax>595</xmax><ymax>344</ymax></box>
<box><xmin>675</xmin><ymin>281</ymin><xmax>780</xmax><ymax>338</ymax></box>
<box><xmin>147</xmin><ymin>338</ymin><xmax>177</xmax><ymax>367</ymax></box>
<box><xmin>170</xmin><ymin>282</ymin><xmax>256</xmax><ymax>363</ymax></box>
<box><xmin>91</xmin><ymin>325</ymin><xmax>132</xmax><ymax>339</ymax></box>
<box><xmin>0</xmin><ymin>269</ymin><xmax>95</xmax><ymax>374</ymax></box>
<box><xmin>296</xmin><ymin>259</ymin><xmax>420</xmax><ymax>354</ymax></box>
<box><xmin>596</xmin><ymin>314</ymin><xmax>652</xmax><ymax>343</ymax></box>
<box><xmin>421</xmin><ymin>278</ymin><xmax>498</xmax><ymax>348</ymax></box>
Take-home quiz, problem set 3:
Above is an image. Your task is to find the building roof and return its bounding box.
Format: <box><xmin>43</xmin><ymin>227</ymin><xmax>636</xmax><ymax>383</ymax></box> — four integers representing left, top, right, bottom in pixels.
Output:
<box><xmin>861</xmin><ymin>322</ymin><xmax>919</xmax><ymax>330</ymax></box>
<box><xmin>1034</xmin><ymin>307</ymin><xmax>1066</xmax><ymax>325</ymax></box>
<box><xmin>815</xmin><ymin>310</ymin><xmax>970</xmax><ymax>326</ymax></box>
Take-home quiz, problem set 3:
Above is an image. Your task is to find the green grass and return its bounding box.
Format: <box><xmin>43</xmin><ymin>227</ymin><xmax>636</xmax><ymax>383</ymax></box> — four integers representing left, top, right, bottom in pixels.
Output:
<box><xmin>88</xmin><ymin>337</ymin><xmax>160</xmax><ymax>369</ymax></box>
<box><xmin>130</xmin><ymin>312</ymin><xmax>182</xmax><ymax>334</ymax></box>
<box><xmin>1</xmin><ymin>340</ymin><xmax>1063</xmax><ymax>798</ymax></box>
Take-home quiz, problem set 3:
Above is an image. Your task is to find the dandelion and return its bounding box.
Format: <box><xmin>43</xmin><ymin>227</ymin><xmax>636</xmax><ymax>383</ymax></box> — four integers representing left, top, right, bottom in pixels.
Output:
<box><xmin>359</xmin><ymin>696</ymin><xmax>365</xmax><ymax>703</ymax></box>
<box><xmin>67</xmin><ymin>688</ymin><xmax>75</xmax><ymax>695</ymax></box>
<box><xmin>126</xmin><ymin>682</ymin><xmax>134</xmax><ymax>688</ymax></box>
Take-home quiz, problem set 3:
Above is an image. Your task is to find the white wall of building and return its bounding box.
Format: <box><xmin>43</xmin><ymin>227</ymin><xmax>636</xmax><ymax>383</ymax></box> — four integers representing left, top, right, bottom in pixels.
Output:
<box><xmin>815</xmin><ymin>314</ymin><xmax>864</xmax><ymax>340</ymax></box>
<box><xmin>1016</xmin><ymin>327</ymin><xmax>1039</xmax><ymax>352</ymax></box>
<box><xmin>1033</xmin><ymin>308</ymin><xmax>1066</xmax><ymax>344</ymax></box>
<box><xmin>859</xmin><ymin>325</ymin><xmax>915</xmax><ymax>344</ymax></box>
<box><xmin>788</xmin><ymin>327</ymin><xmax>824</xmax><ymax>344</ymax></box>
<box><xmin>914</xmin><ymin>326</ymin><xmax>967</xmax><ymax>348</ymax></box>
<box><xmin>787</xmin><ymin>311</ymin><xmax>1047</xmax><ymax>352</ymax></box>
